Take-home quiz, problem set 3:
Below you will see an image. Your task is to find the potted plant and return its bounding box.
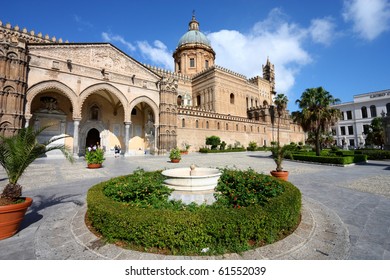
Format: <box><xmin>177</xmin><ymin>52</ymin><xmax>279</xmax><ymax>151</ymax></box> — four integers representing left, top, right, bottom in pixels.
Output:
<box><xmin>0</xmin><ymin>126</ymin><xmax>73</xmax><ymax>240</ymax></box>
<box><xmin>85</xmin><ymin>147</ymin><xmax>105</xmax><ymax>168</ymax></box>
<box><xmin>169</xmin><ymin>147</ymin><xmax>181</xmax><ymax>163</ymax></box>
<box><xmin>270</xmin><ymin>93</ymin><xmax>289</xmax><ymax>181</ymax></box>
<box><xmin>270</xmin><ymin>143</ymin><xmax>290</xmax><ymax>181</ymax></box>
<box><xmin>180</xmin><ymin>143</ymin><xmax>190</xmax><ymax>154</ymax></box>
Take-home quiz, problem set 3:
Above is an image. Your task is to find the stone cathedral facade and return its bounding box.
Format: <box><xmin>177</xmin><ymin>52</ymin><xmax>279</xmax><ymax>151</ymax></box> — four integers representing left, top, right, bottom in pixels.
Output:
<box><xmin>0</xmin><ymin>16</ymin><xmax>304</xmax><ymax>156</ymax></box>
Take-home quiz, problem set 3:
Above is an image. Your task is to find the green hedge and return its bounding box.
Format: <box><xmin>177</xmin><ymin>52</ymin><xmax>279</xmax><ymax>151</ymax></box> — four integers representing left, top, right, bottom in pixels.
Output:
<box><xmin>355</xmin><ymin>149</ymin><xmax>390</xmax><ymax>160</ymax></box>
<box><xmin>199</xmin><ymin>147</ymin><xmax>246</xmax><ymax>153</ymax></box>
<box><xmin>87</xmin><ymin>172</ymin><xmax>301</xmax><ymax>255</ymax></box>
<box><xmin>291</xmin><ymin>154</ymin><xmax>367</xmax><ymax>165</ymax></box>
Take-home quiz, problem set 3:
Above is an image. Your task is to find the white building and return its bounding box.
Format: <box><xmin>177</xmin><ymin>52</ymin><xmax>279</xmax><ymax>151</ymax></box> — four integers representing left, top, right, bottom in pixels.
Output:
<box><xmin>331</xmin><ymin>89</ymin><xmax>390</xmax><ymax>148</ymax></box>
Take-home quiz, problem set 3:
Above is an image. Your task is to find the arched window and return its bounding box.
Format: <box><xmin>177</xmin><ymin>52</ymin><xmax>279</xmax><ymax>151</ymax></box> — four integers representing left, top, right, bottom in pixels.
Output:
<box><xmin>90</xmin><ymin>105</ymin><xmax>100</xmax><ymax>120</ymax></box>
<box><xmin>246</xmin><ymin>97</ymin><xmax>249</xmax><ymax>108</ymax></box>
<box><xmin>206</xmin><ymin>121</ymin><xmax>209</xmax><ymax>129</ymax></box>
<box><xmin>361</xmin><ymin>106</ymin><xmax>368</xmax><ymax>118</ymax></box>
<box><xmin>226</xmin><ymin>123</ymin><xmax>228</xmax><ymax>130</ymax></box>
<box><xmin>386</xmin><ymin>103</ymin><xmax>390</xmax><ymax>116</ymax></box>
<box><xmin>197</xmin><ymin>95</ymin><xmax>201</xmax><ymax>107</ymax></box>
<box><xmin>217</xmin><ymin>122</ymin><xmax>220</xmax><ymax>130</ymax></box>
<box><xmin>177</xmin><ymin>95</ymin><xmax>182</xmax><ymax>106</ymax></box>
<box><xmin>370</xmin><ymin>105</ymin><xmax>377</xmax><ymax>117</ymax></box>
<box><xmin>230</xmin><ymin>93</ymin><xmax>235</xmax><ymax>104</ymax></box>
<box><xmin>182</xmin><ymin>118</ymin><xmax>185</xmax><ymax>128</ymax></box>
<box><xmin>195</xmin><ymin>120</ymin><xmax>199</xmax><ymax>128</ymax></box>
<box><xmin>236</xmin><ymin>124</ymin><xmax>239</xmax><ymax>131</ymax></box>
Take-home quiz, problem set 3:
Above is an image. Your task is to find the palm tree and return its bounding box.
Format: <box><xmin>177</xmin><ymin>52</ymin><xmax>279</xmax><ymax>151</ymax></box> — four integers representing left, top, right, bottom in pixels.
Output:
<box><xmin>272</xmin><ymin>93</ymin><xmax>289</xmax><ymax>171</ymax></box>
<box><xmin>293</xmin><ymin>87</ymin><xmax>341</xmax><ymax>156</ymax></box>
<box><xmin>0</xmin><ymin>126</ymin><xmax>74</xmax><ymax>202</ymax></box>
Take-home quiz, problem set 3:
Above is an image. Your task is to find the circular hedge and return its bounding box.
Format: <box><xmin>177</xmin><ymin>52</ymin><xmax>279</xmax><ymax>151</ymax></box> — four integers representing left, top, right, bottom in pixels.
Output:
<box><xmin>86</xmin><ymin>169</ymin><xmax>301</xmax><ymax>255</ymax></box>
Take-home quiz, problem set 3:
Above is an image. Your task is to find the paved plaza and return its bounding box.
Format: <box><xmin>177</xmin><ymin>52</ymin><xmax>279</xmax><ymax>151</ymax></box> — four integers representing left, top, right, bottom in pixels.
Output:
<box><xmin>0</xmin><ymin>151</ymin><xmax>389</xmax><ymax>259</ymax></box>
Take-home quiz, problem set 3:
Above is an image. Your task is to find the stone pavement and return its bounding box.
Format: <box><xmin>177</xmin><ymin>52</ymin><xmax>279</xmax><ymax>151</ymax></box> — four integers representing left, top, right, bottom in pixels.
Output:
<box><xmin>0</xmin><ymin>151</ymin><xmax>389</xmax><ymax>259</ymax></box>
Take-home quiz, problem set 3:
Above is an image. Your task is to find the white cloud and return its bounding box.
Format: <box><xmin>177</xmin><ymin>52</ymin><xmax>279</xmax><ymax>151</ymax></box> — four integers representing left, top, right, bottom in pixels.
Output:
<box><xmin>309</xmin><ymin>17</ymin><xmax>337</xmax><ymax>45</ymax></box>
<box><xmin>137</xmin><ymin>40</ymin><xmax>174</xmax><ymax>70</ymax></box>
<box><xmin>343</xmin><ymin>0</ymin><xmax>390</xmax><ymax>40</ymax></box>
<box><xmin>207</xmin><ymin>8</ymin><xmax>314</xmax><ymax>95</ymax></box>
<box><xmin>101</xmin><ymin>32</ymin><xmax>136</xmax><ymax>51</ymax></box>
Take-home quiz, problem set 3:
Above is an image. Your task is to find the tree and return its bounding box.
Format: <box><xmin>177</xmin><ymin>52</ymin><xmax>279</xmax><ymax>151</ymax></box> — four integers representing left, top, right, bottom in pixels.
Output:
<box><xmin>205</xmin><ymin>135</ymin><xmax>221</xmax><ymax>150</ymax></box>
<box><xmin>364</xmin><ymin>117</ymin><xmax>385</xmax><ymax>149</ymax></box>
<box><xmin>292</xmin><ymin>87</ymin><xmax>340</xmax><ymax>156</ymax></box>
<box><xmin>0</xmin><ymin>126</ymin><xmax>74</xmax><ymax>201</ymax></box>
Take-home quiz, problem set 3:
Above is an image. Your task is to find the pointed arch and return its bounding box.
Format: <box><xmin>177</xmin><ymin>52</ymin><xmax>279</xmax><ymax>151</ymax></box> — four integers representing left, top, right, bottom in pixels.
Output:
<box><xmin>79</xmin><ymin>83</ymin><xmax>129</xmax><ymax>121</ymax></box>
<box><xmin>129</xmin><ymin>96</ymin><xmax>160</xmax><ymax>125</ymax></box>
<box><xmin>25</xmin><ymin>80</ymin><xmax>77</xmax><ymax>117</ymax></box>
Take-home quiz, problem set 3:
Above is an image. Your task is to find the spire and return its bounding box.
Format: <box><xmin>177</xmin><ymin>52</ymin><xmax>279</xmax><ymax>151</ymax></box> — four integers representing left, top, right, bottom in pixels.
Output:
<box><xmin>188</xmin><ymin>11</ymin><xmax>199</xmax><ymax>31</ymax></box>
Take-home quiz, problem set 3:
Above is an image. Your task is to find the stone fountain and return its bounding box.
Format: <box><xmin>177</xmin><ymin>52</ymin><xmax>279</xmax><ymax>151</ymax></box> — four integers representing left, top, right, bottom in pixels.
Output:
<box><xmin>162</xmin><ymin>165</ymin><xmax>221</xmax><ymax>205</ymax></box>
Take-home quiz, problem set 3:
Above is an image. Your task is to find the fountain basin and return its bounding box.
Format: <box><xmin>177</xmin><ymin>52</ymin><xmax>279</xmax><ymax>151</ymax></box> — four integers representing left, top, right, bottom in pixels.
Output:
<box><xmin>162</xmin><ymin>167</ymin><xmax>221</xmax><ymax>205</ymax></box>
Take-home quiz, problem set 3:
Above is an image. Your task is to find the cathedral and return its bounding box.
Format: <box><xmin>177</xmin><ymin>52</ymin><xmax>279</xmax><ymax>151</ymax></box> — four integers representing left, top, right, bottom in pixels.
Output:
<box><xmin>0</xmin><ymin>15</ymin><xmax>304</xmax><ymax>156</ymax></box>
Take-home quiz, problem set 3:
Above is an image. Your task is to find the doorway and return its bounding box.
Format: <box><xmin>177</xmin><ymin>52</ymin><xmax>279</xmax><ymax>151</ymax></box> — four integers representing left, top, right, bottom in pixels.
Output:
<box><xmin>86</xmin><ymin>128</ymin><xmax>101</xmax><ymax>149</ymax></box>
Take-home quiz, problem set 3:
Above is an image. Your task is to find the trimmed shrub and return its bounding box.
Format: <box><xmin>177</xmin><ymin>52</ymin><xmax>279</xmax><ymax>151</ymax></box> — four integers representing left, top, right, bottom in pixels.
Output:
<box><xmin>291</xmin><ymin>154</ymin><xmax>366</xmax><ymax>165</ymax></box>
<box><xmin>87</xmin><ymin>169</ymin><xmax>301</xmax><ymax>255</ymax></box>
<box><xmin>357</xmin><ymin>149</ymin><xmax>390</xmax><ymax>160</ymax></box>
<box><xmin>199</xmin><ymin>148</ymin><xmax>246</xmax><ymax>153</ymax></box>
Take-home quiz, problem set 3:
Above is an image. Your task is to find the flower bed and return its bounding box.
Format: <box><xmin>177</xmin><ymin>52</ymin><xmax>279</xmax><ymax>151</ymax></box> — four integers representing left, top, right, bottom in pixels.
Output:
<box><xmin>87</xmin><ymin>169</ymin><xmax>301</xmax><ymax>255</ymax></box>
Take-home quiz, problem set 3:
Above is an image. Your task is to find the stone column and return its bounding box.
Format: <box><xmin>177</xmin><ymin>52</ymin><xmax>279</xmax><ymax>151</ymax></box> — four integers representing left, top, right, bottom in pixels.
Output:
<box><xmin>124</xmin><ymin>122</ymin><xmax>131</xmax><ymax>155</ymax></box>
<box><xmin>73</xmin><ymin>119</ymin><xmax>80</xmax><ymax>156</ymax></box>
<box><xmin>153</xmin><ymin>124</ymin><xmax>158</xmax><ymax>154</ymax></box>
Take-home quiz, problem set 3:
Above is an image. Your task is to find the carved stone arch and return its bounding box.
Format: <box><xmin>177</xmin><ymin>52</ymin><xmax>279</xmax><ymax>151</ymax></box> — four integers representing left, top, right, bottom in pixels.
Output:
<box><xmin>129</xmin><ymin>96</ymin><xmax>159</xmax><ymax>125</ymax></box>
<box><xmin>3</xmin><ymin>85</ymin><xmax>15</xmax><ymax>92</ymax></box>
<box><xmin>79</xmin><ymin>83</ymin><xmax>129</xmax><ymax>121</ymax></box>
<box><xmin>7</xmin><ymin>52</ymin><xmax>18</xmax><ymax>59</ymax></box>
<box><xmin>78</xmin><ymin>121</ymin><xmax>107</xmax><ymax>155</ymax></box>
<box><xmin>25</xmin><ymin>80</ymin><xmax>77</xmax><ymax>116</ymax></box>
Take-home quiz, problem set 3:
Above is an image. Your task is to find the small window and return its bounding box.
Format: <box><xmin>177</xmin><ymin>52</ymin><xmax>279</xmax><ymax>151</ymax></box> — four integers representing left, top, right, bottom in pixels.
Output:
<box><xmin>206</xmin><ymin>121</ymin><xmax>209</xmax><ymax>129</ymax></box>
<box><xmin>91</xmin><ymin>105</ymin><xmax>100</xmax><ymax>120</ymax></box>
<box><xmin>217</xmin><ymin>122</ymin><xmax>220</xmax><ymax>130</ymax></box>
<box><xmin>361</xmin><ymin>106</ymin><xmax>368</xmax><ymax>118</ymax></box>
<box><xmin>196</xmin><ymin>95</ymin><xmax>201</xmax><ymax>107</ymax></box>
<box><xmin>177</xmin><ymin>95</ymin><xmax>183</xmax><ymax>106</ymax></box>
<box><xmin>205</xmin><ymin>60</ymin><xmax>209</xmax><ymax>68</ymax></box>
<box><xmin>230</xmin><ymin>93</ymin><xmax>234</xmax><ymax>104</ymax></box>
<box><xmin>363</xmin><ymin>124</ymin><xmax>370</xmax><ymax>134</ymax></box>
<box><xmin>196</xmin><ymin>120</ymin><xmax>199</xmax><ymax>128</ymax></box>
<box><xmin>190</xmin><ymin>58</ymin><xmax>195</xmax><ymax>67</ymax></box>
<box><xmin>226</xmin><ymin>123</ymin><xmax>228</xmax><ymax>130</ymax></box>
<box><xmin>349</xmin><ymin>139</ymin><xmax>355</xmax><ymax>147</ymax></box>
<box><xmin>348</xmin><ymin>125</ymin><xmax>354</xmax><ymax>135</ymax></box>
<box><xmin>346</xmin><ymin>111</ymin><xmax>352</xmax><ymax>120</ymax></box>
<box><xmin>340</xmin><ymin>112</ymin><xmax>345</xmax><ymax>120</ymax></box>
<box><xmin>370</xmin><ymin>105</ymin><xmax>377</xmax><ymax>117</ymax></box>
<box><xmin>236</xmin><ymin>124</ymin><xmax>239</xmax><ymax>131</ymax></box>
<box><xmin>386</xmin><ymin>103</ymin><xmax>390</xmax><ymax>116</ymax></box>
<box><xmin>340</xmin><ymin>126</ymin><xmax>346</xmax><ymax>135</ymax></box>
<box><xmin>182</xmin><ymin>119</ymin><xmax>185</xmax><ymax>128</ymax></box>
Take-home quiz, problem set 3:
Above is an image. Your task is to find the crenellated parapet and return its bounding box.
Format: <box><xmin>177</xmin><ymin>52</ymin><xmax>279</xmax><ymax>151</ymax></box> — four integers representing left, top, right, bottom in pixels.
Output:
<box><xmin>0</xmin><ymin>20</ymin><xmax>68</xmax><ymax>44</ymax></box>
<box><xmin>144</xmin><ymin>64</ymin><xmax>192</xmax><ymax>83</ymax></box>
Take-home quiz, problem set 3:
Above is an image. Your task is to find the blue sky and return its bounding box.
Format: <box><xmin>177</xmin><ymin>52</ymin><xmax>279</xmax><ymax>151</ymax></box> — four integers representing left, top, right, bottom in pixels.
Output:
<box><xmin>2</xmin><ymin>0</ymin><xmax>389</xmax><ymax>111</ymax></box>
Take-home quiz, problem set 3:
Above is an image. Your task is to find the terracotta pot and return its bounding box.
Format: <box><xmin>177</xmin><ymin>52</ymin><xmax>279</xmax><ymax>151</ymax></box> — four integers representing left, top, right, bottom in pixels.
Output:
<box><xmin>87</xmin><ymin>163</ymin><xmax>102</xmax><ymax>169</ymax></box>
<box><xmin>0</xmin><ymin>197</ymin><xmax>33</xmax><ymax>240</ymax></box>
<box><xmin>180</xmin><ymin>151</ymin><xmax>188</xmax><ymax>155</ymax></box>
<box><xmin>270</xmin><ymin>170</ymin><xmax>289</xmax><ymax>181</ymax></box>
<box><xmin>171</xmin><ymin>159</ymin><xmax>180</xmax><ymax>163</ymax></box>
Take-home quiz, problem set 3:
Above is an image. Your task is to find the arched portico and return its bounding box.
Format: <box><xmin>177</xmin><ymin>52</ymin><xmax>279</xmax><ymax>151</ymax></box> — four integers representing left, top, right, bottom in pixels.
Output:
<box><xmin>128</xmin><ymin>96</ymin><xmax>160</xmax><ymax>155</ymax></box>
<box><xmin>78</xmin><ymin>83</ymin><xmax>127</xmax><ymax>155</ymax></box>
